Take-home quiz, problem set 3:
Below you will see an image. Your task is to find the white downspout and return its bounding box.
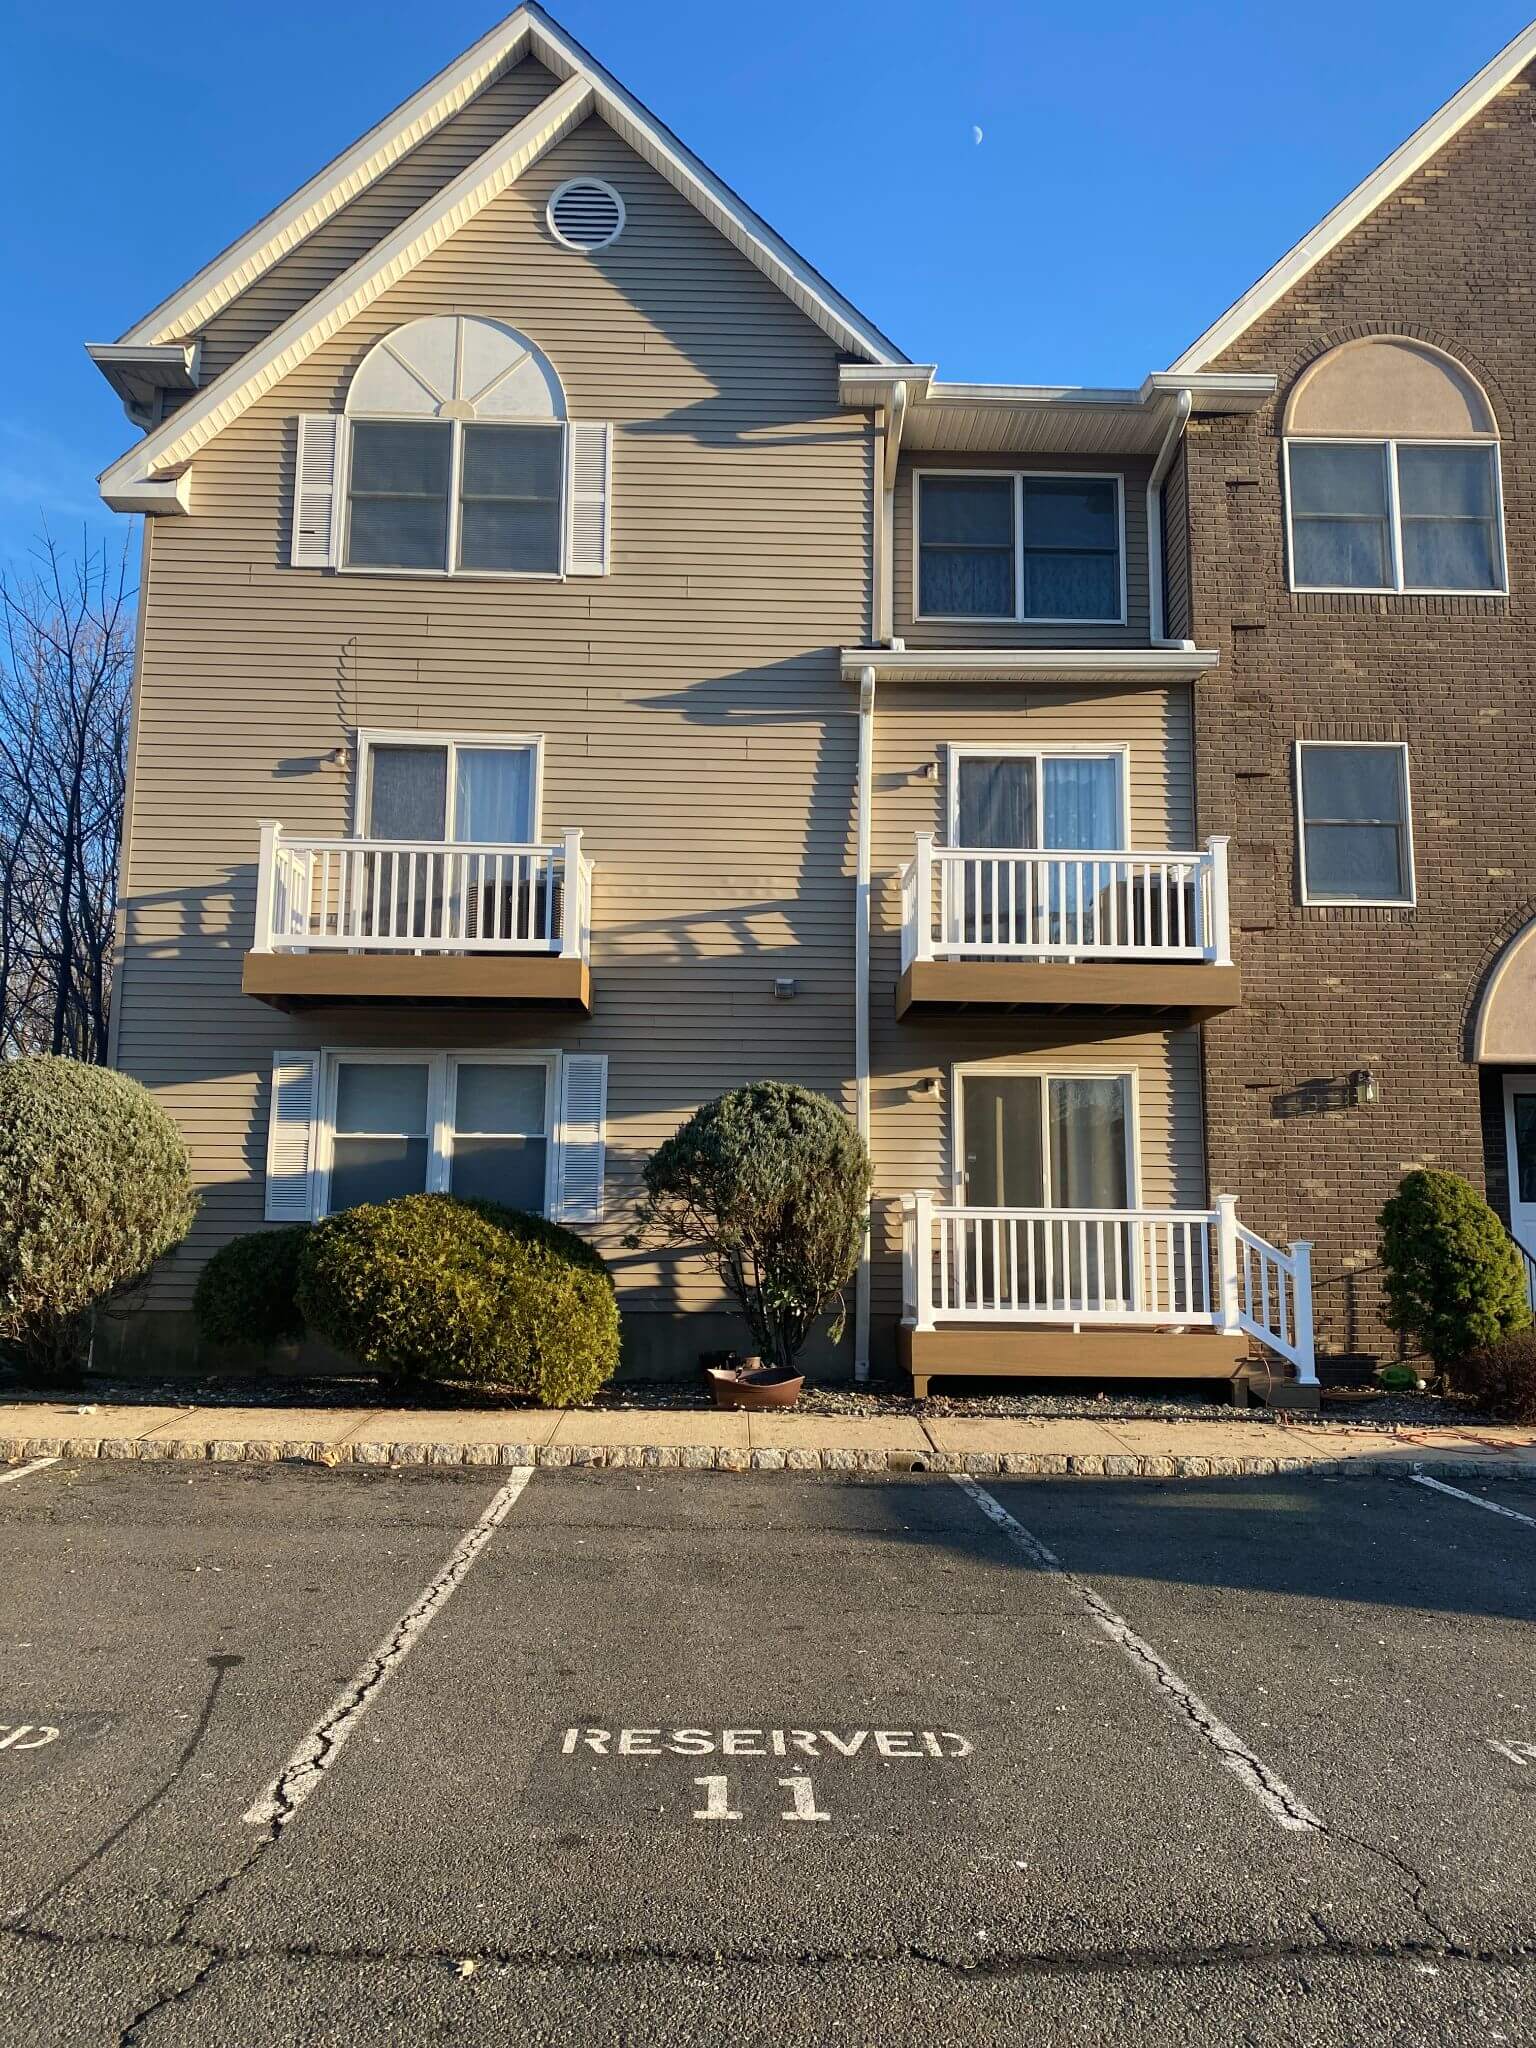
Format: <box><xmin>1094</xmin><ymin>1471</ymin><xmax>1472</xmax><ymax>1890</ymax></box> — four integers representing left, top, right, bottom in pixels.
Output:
<box><xmin>853</xmin><ymin>663</ymin><xmax>876</xmax><ymax>1380</ymax></box>
<box><xmin>1147</xmin><ymin>386</ymin><xmax>1192</xmax><ymax>647</ymax></box>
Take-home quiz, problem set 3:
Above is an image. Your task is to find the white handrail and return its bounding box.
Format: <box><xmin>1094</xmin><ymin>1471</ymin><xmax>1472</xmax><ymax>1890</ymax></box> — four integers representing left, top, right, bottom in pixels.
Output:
<box><xmin>251</xmin><ymin>821</ymin><xmax>588</xmax><ymax>958</ymax></box>
<box><xmin>901</xmin><ymin>1192</ymin><xmax>1315</xmax><ymax>1381</ymax></box>
<box><xmin>903</xmin><ymin>835</ymin><xmax>1232</xmax><ymax>966</ymax></box>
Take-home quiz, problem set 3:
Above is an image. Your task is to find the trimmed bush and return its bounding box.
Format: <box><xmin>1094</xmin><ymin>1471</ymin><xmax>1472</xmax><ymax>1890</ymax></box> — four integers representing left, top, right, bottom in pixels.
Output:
<box><xmin>0</xmin><ymin>1055</ymin><xmax>197</xmax><ymax>1376</ymax></box>
<box><xmin>1378</xmin><ymin>1168</ymin><xmax>1530</xmax><ymax>1369</ymax></box>
<box><xmin>295</xmin><ymin>1194</ymin><xmax>618</xmax><ymax>1405</ymax></box>
<box><xmin>626</xmin><ymin>1081</ymin><xmax>872</xmax><ymax>1368</ymax></box>
<box><xmin>1457</xmin><ymin>1329</ymin><xmax>1536</xmax><ymax>1423</ymax></box>
<box><xmin>193</xmin><ymin>1227</ymin><xmax>309</xmax><ymax>1349</ymax></box>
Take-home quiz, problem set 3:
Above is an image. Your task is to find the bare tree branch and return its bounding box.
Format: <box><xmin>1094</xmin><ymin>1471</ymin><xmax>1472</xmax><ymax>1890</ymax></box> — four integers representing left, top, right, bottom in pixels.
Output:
<box><xmin>0</xmin><ymin>531</ymin><xmax>135</xmax><ymax>1060</ymax></box>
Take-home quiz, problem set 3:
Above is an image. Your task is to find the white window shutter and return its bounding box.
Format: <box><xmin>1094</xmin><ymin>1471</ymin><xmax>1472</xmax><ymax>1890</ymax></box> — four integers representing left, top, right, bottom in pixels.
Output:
<box><xmin>292</xmin><ymin>415</ymin><xmax>346</xmax><ymax>569</ymax></box>
<box><xmin>565</xmin><ymin>422</ymin><xmax>612</xmax><ymax>576</ymax></box>
<box><xmin>554</xmin><ymin>1053</ymin><xmax>608</xmax><ymax>1222</ymax></box>
<box><xmin>265</xmin><ymin>1050</ymin><xmax>321</xmax><ymax>1221</ymax></box>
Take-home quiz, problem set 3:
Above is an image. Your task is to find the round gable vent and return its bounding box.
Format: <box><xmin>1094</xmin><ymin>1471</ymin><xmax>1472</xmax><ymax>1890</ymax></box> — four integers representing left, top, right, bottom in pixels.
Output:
<box><xmin>548</xmin><ymin>177</ymin><xmax>625</xmax><ymax>252</ymax></box>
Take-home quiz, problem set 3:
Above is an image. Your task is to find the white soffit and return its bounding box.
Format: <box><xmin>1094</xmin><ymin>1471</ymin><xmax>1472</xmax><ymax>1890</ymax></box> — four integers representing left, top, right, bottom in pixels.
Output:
<box><xmin>1171</xmin><ymin>20</ymin><xmax>1536</xmax><ymax>372</ymax></box>
<box><xmin>837</xmin><ymin>367</ymin><xmax>1273</xmax><ymax>455</ymax></box>
<box><xmin>840</xmin><ymin>648</ymin><xmax>1222</xmax><ymax>686</ymax></box>
<box><xmin>120</xmin><ymin>3</ymin><xmax>902</xmax><ymax>369</ymax></box>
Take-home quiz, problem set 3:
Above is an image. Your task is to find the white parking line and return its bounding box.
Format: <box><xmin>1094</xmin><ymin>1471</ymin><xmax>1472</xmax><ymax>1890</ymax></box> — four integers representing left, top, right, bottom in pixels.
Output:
<box><xmin>950</xmin><ymin>1474</ymin><xmax>1323</xmax><ymax>1834</ymax></box>
<box><xmin>0</xmin><ymin>1458</ymin><xmax>59</xmax><ymax>1489</ymax></box>
<box><xmin>244</xmin><ymin>1465</ymin><xmax>535</xmax><ymax>1832</ymax></box>
<box><xmin>1412</xmin><ymin>1470</ymin><xmax>1536</xmax><ymax>1528</ymax></box>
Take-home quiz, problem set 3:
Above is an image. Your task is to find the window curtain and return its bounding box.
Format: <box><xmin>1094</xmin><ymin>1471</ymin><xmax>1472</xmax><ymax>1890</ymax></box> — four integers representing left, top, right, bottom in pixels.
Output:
<box><xmin>957</xmin><ymin>757</ymin><xmax>1036</xmax><ymax>848</ymax></box>
<box><xmin>1042</xmin><ymin>757</ymin><xmax>1120</xmax><ymax>850</ymax></box>
<box><xmin>1048</xmin><ymin>1078</ymin><xmax>1128</xmax><ymax>1209</ymax></box>
<box><xmin>455</xmin><ymin>748</ymin><xmax>533</xmax><ymax>843</ymax></box>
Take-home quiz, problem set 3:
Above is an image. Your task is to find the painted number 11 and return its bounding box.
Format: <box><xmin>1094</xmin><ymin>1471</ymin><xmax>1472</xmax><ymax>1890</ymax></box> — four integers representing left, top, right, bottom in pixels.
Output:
<box><xmin>692</xmin><ymin>1774</ymin><xmax>830</xmax><ymax>1822</ymax></box>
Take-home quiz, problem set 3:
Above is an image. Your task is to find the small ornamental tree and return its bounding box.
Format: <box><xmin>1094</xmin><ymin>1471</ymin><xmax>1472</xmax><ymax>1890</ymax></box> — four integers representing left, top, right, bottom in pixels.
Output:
<box><xmin>1378</xmin><ymin>1168</ymin><xmax>1530</xmax><ymax>1369</ymax></box>
<box><xmin>627</xmin><ymin>1082</ymin><xmax>872</xmax><ymax>1369</ymax></box>
<box><xmin>0</xmin><ymin>1055</ymin><xmax>197</xmax><ymax>1376</ymax></box>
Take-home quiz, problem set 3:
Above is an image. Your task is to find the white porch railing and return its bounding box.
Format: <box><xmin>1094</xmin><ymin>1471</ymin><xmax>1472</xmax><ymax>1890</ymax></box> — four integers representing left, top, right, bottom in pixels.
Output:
<box><xmin>251</xmin><ymin>820</ymin><xmax>592</xmax><ymax>961</ymax></box>
<box><xmin>901</xmin><ymin>1190</ymin><xmax>1315</xmax><ymax>1382</ymax></box>
<box><xmin>899</xmin><ymin>835</ymin><xmax>1233</xmax><ymax>972</ymax></box>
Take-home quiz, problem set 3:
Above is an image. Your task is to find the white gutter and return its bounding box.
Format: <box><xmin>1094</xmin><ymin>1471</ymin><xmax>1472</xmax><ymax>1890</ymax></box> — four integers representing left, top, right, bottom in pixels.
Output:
<box><xmin>871</xmin><ymin>380</ymin><xmax>909</xmax><ymax>643</ymax></box>
<box><xmin>853</xmin><ymin>664</ymin><xmax>877</xmax><ymax>1381</ymax></box>
<box><xmin>1147</xmin><ymin>387</ymin><xmax>1193</xmax><ymax>647</ymax></box>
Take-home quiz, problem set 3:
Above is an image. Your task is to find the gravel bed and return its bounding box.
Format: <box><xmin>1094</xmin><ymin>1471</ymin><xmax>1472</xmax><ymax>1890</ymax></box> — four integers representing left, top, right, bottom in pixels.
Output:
<box><xmin>0</xmin><ymin>1367</ymin><xmax>1494</xmax><ymax>1433</ymax></box>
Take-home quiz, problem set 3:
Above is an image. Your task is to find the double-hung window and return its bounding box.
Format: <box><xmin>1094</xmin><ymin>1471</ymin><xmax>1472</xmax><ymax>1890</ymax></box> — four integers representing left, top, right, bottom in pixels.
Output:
<box><xmin>321</xmin><ymin>1053</ymin><xmax>553</xmax><ymax>1215</ymax></box>
<box><xmin>1286</xmin><ymin>440</ymin><xmax>1505</xmax><ymax>593</ymax></box>
<box><xmin>346</xmin><ymin>419</ymin><xmax>564</xmax><ymax>575</ymax></box>
<box><xmin>917</xmin><ymin>473</ymin><xmax>1124</xmax><ymax>622</ymax></box>
<box><xmin>1296</xmin><ymin>742</ymin><xmax>1415</xmax><ymax>906</ymax></box>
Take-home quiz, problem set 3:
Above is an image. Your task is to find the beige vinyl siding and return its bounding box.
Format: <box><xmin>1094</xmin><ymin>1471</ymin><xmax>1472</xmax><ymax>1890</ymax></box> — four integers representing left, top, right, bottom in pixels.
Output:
<box><xmin>195</xmin><ymin>61</ymin><xmax>563</xmax><ymax>382</ymax></box>
<box><xmin>1163</xmin><ymin>443</ymin><xmax>1191</xmax><ymax>642</ymax></box>
<box><xmin>894</xmin><ymin>451</ymin><xmax>1154</xmax><ymax>648</ymax></box>
<box><xmin>116</xmin><ymin>112</ymin><xmax>871</xmax><ymax>1329</ymax></box>
<box><xmin>864</xmin><ymin>684</ymin><xmax>1205</xmax><ymax>1351</ymax></box>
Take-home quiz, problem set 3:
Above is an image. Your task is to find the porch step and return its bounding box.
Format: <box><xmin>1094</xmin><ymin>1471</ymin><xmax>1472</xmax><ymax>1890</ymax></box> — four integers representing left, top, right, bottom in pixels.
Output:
<box><xmin>900</xmin><ymin>1324</ymin><xmax>1248</xmax><ymax>1400</ymax></box>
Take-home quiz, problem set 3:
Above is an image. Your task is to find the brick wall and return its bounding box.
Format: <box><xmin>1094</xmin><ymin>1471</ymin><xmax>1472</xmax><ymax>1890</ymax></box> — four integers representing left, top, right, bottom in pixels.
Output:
<box><xmin>1189</xmin><ymin>68</ymin><xmax>1536</xmax><ymax>1367</ymax></box>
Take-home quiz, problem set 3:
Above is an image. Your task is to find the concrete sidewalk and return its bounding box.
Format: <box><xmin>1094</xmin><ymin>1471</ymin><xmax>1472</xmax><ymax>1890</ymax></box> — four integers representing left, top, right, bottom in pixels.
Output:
<box><xmin>3</xmin><ymin>1399</ymin><xmax>1535</xmax><ymax>1480</ymax></box>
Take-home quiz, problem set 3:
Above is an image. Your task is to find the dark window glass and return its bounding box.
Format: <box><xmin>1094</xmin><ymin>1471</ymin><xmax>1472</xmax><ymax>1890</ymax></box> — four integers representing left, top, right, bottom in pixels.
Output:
<box><xmin>449</xmin><ymin>1063</ymin><xmax>548</xmax><ymax>1210</ymax></box>
<box><xmin>458</xmin><ymin>425</ymin><xmax>563</xmax><ymax>573</ymax></box>
<box><xmin>1397</xmin><ymin>444</ymin><xmax>1500</xmax><ymax>590</ymax></box>
<box><xmin>1019</xmin><ymin>478</ymin><xmax>1120</xmax><ymax>620</ymax></box>
<box><xmin>1299</xmin><ymin>744</ymin><xmax>1411</xmax><ymax>902</ymax></box>
<box><xmin>1288</xmin><ymin>443</ymin><xmax>1391</xmax><ymax>589</ymax></box>
<box><xmin>346</xmin><ymin>421</ymin><xmax>452</xmax><ymax>569</ymax></box>
<box><xmin>329</xmin><ymin>1062</ymin><xmax>431</xmax><ymax>1209</ymax></box>
<box><xmin>918</xmin><ymin>478</ymin><xmax>1014</xmax><ymax>615</ymax></box>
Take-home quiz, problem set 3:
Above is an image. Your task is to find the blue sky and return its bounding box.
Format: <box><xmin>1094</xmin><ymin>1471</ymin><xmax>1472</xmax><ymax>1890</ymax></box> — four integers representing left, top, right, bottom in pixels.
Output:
<box><xmin>1</xmin><ymin>0</ymin><xmax>1529</xmax><ymax>573</ymax></box>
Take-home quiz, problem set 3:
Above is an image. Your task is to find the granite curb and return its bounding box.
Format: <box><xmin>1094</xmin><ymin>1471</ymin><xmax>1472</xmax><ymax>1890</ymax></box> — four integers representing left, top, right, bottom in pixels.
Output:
<box><xmin>3</xmin><ymin>1430</ymin><xmax>1534</xmax><ymax>1484</ymax></box>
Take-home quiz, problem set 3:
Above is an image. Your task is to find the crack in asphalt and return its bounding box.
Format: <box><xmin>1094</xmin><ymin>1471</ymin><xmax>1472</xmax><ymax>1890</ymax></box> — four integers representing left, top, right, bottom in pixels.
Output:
<box><xmin>6</xmin><ymin>1922</ymin><xmax>1536</xmax><ymax>1991</ymax></box>
<box><xmin>244</xmin><ymin>1467</ymin><xmax>532</xmax><ymax>1834</ymax></box>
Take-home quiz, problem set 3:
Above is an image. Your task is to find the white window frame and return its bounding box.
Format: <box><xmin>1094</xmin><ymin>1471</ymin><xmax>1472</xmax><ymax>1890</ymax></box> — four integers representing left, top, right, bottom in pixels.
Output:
<box><xmin>949</xmin><ymin>1060</ymin><xmax>1143</xmax><ymax>1211</ymax></box>
<box><xmin>1283</xmin><ymin>436</ymin><xmax>1508</xmax><ymax>597</ymax></box>
<box><xmin>341</xmin><ymin>415</ymin><xmax>569</xmax><ymax>582</ymax></box>
<box><xmin>913</xmin><ymin>468</ymin><xmax>1129</xmax><ymax>627</ymax></box>
<box><xmin>352</xmin><ymin>730</ymin><xmax>545</xmax><ymax>842</ymax></box>
<box><xmin>942</xmin><ymin>743</ymin><xmax>1132</xmax><ymax>851</ymax></box>
<box><xmin>1294</xmin><ymin>739</ymin><xmax>1417</xmax><ymax>909</ymax></box>
<box><xmin>315</xmin><ymin>1048</ymin><xmax>560</xmax><ymax>1218</ymax></box>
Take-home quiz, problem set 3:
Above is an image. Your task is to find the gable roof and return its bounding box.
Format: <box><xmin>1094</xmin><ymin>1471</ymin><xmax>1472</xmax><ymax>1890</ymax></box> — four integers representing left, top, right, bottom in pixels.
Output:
<box><xmin>1171</xmin><ymin>19</ymin><xmax>1536</xmax><ymax>372</ymax></box>
<box><xmin>116</xmin><ymin>3</ymin><xmax>902</xmax><ymax>365</ymax></box>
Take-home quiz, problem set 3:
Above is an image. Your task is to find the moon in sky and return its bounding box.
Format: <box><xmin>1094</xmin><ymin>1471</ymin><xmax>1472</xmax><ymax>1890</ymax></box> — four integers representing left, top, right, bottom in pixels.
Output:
<box><xmin>972</xmin><ymin>124</ymin><xmax>984</xmax><ymax>144</ymax></box>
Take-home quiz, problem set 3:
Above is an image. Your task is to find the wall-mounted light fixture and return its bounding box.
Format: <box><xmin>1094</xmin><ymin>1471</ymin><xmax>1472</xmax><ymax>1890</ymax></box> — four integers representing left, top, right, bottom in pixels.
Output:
<box><xmin>915</xmin><ymin>1073</ymin><xmax>941</xmax><ymax>1098</ymax></box>
<box><xmin>1350</xmin><ymin>1068</ymin><xmax>1378</xmax><ymax>1107</ymax></box>
<box><xmin>773</xmin><ymin>977</ymin><xmax>798</xmax><ymax>1001</ymax></box>
<box><xmin>917</xmin><ymin>759</ymin><xmax>940</xmax><ymax>782</ymax></box>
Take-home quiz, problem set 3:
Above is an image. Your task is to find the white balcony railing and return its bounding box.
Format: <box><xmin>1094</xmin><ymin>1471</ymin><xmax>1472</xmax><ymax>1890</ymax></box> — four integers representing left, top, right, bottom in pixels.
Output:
<box><xmin>899</xmin><ymin>835</ymin><xmax>1233</xmax><ymax>971</ymax></box>
<box><xmin>251</xmin><ymin>820</ymin><xmax>592</xmax><ymax>960</ymax></box>
<box><xmin>900</xmin><ymin>1191</ymin><xmax>1315</xmax><ymax>1381</ymax></box>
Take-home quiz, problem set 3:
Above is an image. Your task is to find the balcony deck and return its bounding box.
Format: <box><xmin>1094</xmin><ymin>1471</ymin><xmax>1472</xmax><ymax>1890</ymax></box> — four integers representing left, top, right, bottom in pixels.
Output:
<box><xmin>897</xmin><ymin>836</ymin><xmax>1241</xmax><ymax>1020</ymax></box>
<box><xmin>243</xmin><ymin>821</ymin><xmax>593</xmax><ymax>1012</ymax></box>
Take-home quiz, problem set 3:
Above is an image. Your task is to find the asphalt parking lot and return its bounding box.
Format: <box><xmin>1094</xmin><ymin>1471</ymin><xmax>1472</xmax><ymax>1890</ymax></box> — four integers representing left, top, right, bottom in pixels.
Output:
<box><xmin>1</xmin><ymin>1458</ymin><xmax>1533</xmax><ymax>2046</ymax></box>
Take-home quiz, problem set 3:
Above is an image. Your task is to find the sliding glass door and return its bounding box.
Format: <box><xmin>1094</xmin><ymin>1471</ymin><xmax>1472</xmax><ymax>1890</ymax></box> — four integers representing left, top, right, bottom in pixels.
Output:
<box><xmin>958</xmin><ymin>1071</ymin><xmax>1133</xmax><ymax>1309</ymax></box>
<box><xmin>360</xmin><ymin>736</ymin><xmax>539</xmax><ymax>944</ymax></box>
<box><xmin>950</xmin><ymin>750</ymin><xmax>1122</xmax><ymax>947</ymax></box>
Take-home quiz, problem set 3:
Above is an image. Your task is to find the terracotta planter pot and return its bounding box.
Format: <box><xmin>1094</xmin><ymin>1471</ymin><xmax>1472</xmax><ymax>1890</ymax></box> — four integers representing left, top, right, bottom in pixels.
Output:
<box><xmin>705</xmin><ymin>1363</ymin><xmax>805</xmax><ymax>1411</ymax></box>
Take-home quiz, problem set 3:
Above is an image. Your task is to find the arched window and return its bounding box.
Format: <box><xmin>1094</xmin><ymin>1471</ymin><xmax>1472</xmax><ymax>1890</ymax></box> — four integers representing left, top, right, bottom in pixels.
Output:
<box><xmin>1283</xmin><ymin>339</ymin><xmax>1505</xmax><ymax>594</ymax></box>
<box><xmin>343</xmin><ymin>316</ymin><xmax>568</xmax><ymax>575</ymax></box>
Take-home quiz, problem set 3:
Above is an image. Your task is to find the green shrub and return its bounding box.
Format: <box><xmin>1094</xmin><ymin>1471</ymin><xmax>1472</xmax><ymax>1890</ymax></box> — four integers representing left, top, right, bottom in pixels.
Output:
<box><xmin>1378</xmin><ymin>1168</ymin><xmax>1531</xmax><ymax>1368</ymax></box>
<box><xmin>295</xmin><ymin>1193</ymin><xmax>618</xmax><ymax>1404</ymax></box>
<box><xmin>0</xmin><ymin>1056</ymin><xmax>197</xmax><ymax>1376</ymax></box>
<box><xmin>1457</xmin><ymin>1329</ymin><xmax>1536</xmax><ymax>1423</ymax></box>
<box><xmin>626</xmin><ymin>1080</ymin><xmax>872</xmax><ymax>1368</ymax></box>
<box><xmin>193</xmin><ymin>1227</ymin><xmax>309</xmax><ymax>1348</ymax></box>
